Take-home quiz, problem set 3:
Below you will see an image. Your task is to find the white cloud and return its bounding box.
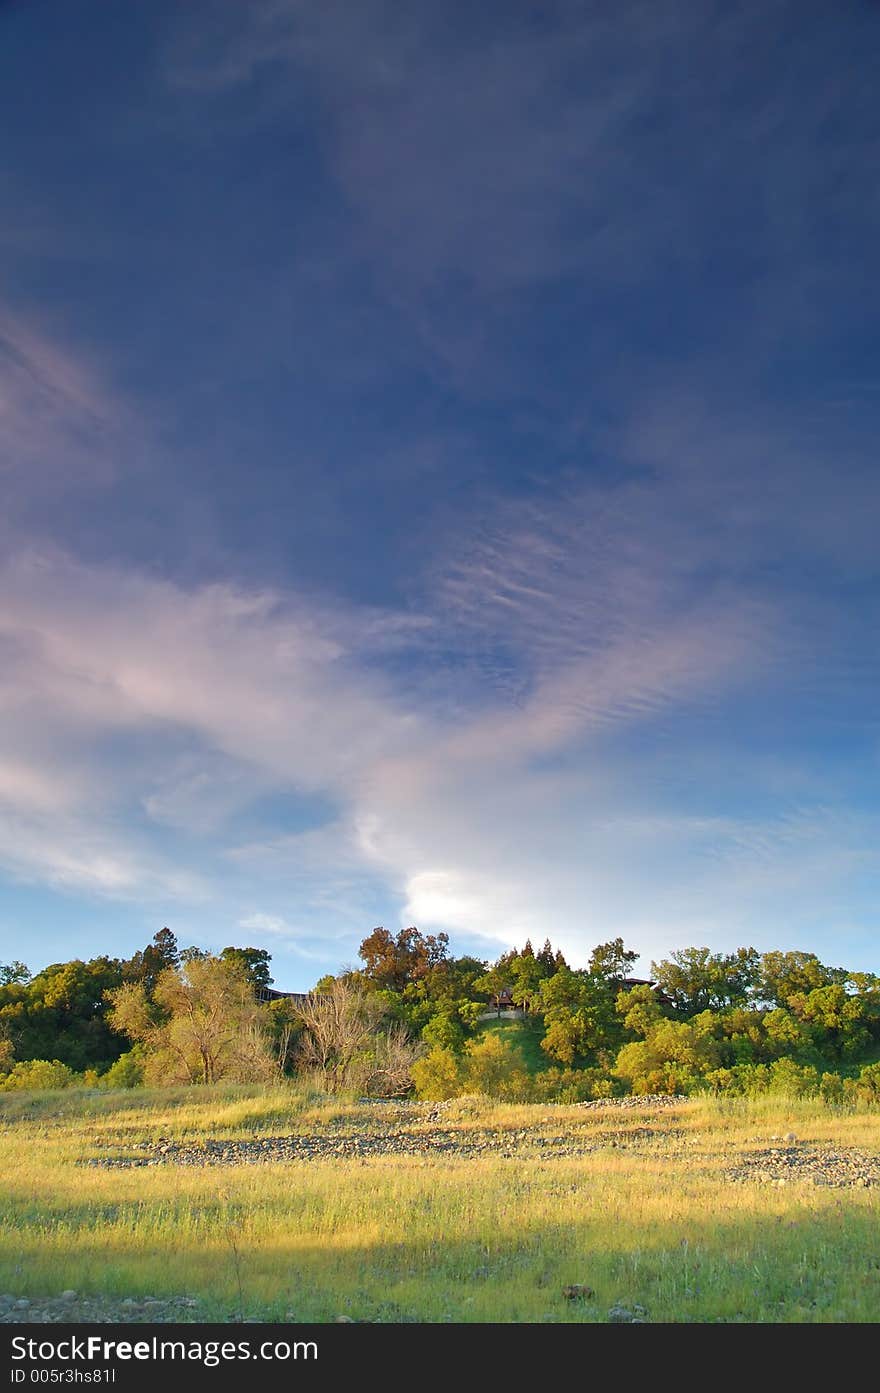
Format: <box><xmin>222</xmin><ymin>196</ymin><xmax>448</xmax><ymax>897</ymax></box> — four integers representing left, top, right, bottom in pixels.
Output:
<box><xmin>0</xmin><ymin>449</ymin><xmax>876</xmax><ymax>972</ymax></box>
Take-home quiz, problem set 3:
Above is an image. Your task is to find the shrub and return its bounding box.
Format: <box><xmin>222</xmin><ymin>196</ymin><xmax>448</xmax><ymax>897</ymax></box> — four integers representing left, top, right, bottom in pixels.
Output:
<box><xmin>461</xmin><ymin>1033</ymin><xmax>531</xmax><ymax>1101</ymax></box>
<box><xmin>100</xmin><ymin>1048</ymin><xmax>145</xmax><ymax>1089</ymax></box>
<box><xmin>767</xmin><ymin>1058</ymin><xmax>821</xmax><ymax>1097</ymax></box>
<box><xmin>0</xmin><ymin>1059</ymin><xmax>78</xmax><ymax>1091</ymax></box>
<box><xmin>819</xmin><ymin>1071</ymin><xmax>846</xmax><ymax>1105</ymax></box>
<box><xmin>531</xmin><ymin>1067</ymin><xmax>618</xmax><ymax>1103</ymax></box>
<box><xmin>852</xmin><ymin>1061</ymin><xmax>880</xmax><ymax>1103</ymax></box>
<box><xmin>411</xmin><ymin>1045</ymin><xmax>465</xmax><ymax>1100</ymax></box>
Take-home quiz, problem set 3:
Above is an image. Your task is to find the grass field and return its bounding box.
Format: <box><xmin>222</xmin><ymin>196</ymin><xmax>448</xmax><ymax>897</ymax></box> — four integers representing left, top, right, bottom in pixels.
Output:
<box><xmin>2</xmin><ymin>1084</ymin><xmax>880</xmax><ymax>1323</ymax></box>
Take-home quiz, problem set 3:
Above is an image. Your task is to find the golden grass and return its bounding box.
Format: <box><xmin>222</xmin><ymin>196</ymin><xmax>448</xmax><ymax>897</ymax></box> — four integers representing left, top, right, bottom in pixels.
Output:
<box><xmin>1</xmin><ymin>1084</ymin><xmax>879</xmax><ymax>1323</ymax></box>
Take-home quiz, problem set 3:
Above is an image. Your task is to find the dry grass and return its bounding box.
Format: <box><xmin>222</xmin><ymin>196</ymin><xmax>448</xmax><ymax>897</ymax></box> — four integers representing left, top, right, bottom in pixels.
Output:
<box><xmin>1</xmin><ymin>1084</ymin><xmax>879</xmax><ymax>1323</ymax></box>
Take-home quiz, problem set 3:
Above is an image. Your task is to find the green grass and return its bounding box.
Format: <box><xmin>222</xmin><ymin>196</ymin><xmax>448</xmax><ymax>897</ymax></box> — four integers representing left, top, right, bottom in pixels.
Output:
<box><xmin>477</xmin><ymin>1015</ymin><xmax>548</xmax><ymax>1072</ymax></box>
<box><xmin>1</xmin><ymin>1084</ymin><xmax>879</xmax><ymax>1322</ymax></box>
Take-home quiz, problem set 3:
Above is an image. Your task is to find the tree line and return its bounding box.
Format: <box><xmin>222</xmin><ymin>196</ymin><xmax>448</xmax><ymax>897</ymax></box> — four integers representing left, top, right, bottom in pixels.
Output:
<box><xmin>2</xmin><ymin>927</ymin><xmax>880</xmax><ymax>1102</ymax></box>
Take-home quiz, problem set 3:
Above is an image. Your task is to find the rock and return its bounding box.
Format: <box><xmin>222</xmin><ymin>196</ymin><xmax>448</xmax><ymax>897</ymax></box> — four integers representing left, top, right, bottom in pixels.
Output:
<box><xmin>59</xmin><ymin>1291</ymin><xmax>77</xmax><ymax>1302</ymax></box>
<box><xmin>334</xmin><ymin>1315</ymin><xmax>355</xmax><ymax>1323</ymax></box>
<box><xmin>14</xmin><ymin>1299</ymin><xmax>30</xmax><ymax>1310</ymax></box>
<box><xmin>562</xmin><ymin>1285</ymin><xmax>594</xmax><ymax>1301</ymax></box>
<box><xmin>607</xmin><ymin>1305</ymin><xmax>635</xmax><ymax>1323</ymax></box>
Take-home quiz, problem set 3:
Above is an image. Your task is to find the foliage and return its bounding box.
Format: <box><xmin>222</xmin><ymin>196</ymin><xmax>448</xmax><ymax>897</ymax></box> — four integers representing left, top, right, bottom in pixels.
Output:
<box><xmin>614</xmin><ymin>1019</ymin><xmax>721</xmax><ymax>1094</ymax></box>
<box><xmin>538</xmin><ymin>968</ymin><xmax>619</xmax><ymax>1065</ymax></box>
<box><xmin>358</xmin><ymin>926</ymin><xmax>450</xmax><ymax>992</ymax></box>
<box><xmin>219</xmin><ymin>947</ymin><xmax>273</xmax><ymax>992</ymax></box>
<box><xmin>123</xmin><ymin>927</ymin><xmax>181</xmax><ymax>996</ymax></box>
<box><xmin>100</xmin><ymin>1048</ymin><xmax>145</xmax><ymax>1089</ymax></box>
<box><xmin>0</xmin><ymin>1058</ymin><xmax>78</xmax><ymax>1091</ymax></box>
<box><xmin>0</xmin><ymin>956</ymin><xmax>125</xmax><ymax>1072</ymax></box>
<box><xmin>295</xmin><ymin>976</ymin><xmax>423</xmax><ymax>1095</ymax></box>
<box><xmin>650</xmin><ymin>946</ymin><xmax>761</xmax><ymax>1014</ymax></box>
<box><xmin>588</xmin><ymin>937</ymin><xmax>638</xmax><ymax>981</ymax></box>
<box><xmin>412</xmin><ymin>1033</ymin><xmax>531</xmax><ymax>1101</ymax></box>
<box><xmin>7</xmin><ymin>924</ymin><xmax>880</xmax><ymax>1103</ymax></box>
<box><xmin>0</xmin><ymin>962</ymin><xmax>30</xmax><ymax>985</ymax></box>
<box><xmin>107</xmin><ymin>956</ymin><xmax>276</xmax><ymax>1085</ymax></box>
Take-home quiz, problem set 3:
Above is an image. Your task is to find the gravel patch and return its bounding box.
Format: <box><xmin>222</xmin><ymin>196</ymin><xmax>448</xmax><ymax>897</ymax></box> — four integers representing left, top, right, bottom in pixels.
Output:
<box><xmin>576</xmin><ymin>1095</ymin><xmax>687</xmax><ymax>1110</ymax></box>
<box><xmin>728</xmin><ymin>1144</ymin><xmax>880</xmax><ymax>1188</ymax></box>
<box><xmin>0</xmin><ymin>1293</ymin><xmax>203</xmax><ymax>1324</ymax></box>
<box><xmin>81</xmin><ymin>1127</ymin><xmax>647</xmax><ymax>1168</ymax></box>
<box><xmin>79</xmin><ymin>1104</ymin><xmax>680</xmax><ymax>1169</ymax></box>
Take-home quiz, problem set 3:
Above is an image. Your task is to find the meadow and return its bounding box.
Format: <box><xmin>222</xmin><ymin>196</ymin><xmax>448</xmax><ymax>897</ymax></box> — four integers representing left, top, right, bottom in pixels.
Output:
<box><xmin>1</xmin><ymin>1084</ymin><xmax>879</xmax><ymax>1324</ymax></box>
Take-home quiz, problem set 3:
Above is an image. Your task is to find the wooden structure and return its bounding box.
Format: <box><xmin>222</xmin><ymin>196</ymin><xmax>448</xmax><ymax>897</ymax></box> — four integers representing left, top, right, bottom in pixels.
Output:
<box><xmin>256</xmin><ymin>986</ymin><xmax>313</xmax><ymax>1009</ymax></box>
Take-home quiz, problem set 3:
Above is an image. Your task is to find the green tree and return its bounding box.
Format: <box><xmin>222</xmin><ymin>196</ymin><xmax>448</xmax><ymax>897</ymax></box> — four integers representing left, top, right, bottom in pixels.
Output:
<box><xmin>220</xmin><ymin>946</ymin><xmax>273</xmax><ymax>993</ymax></box>
<box><xmin>509</xmin><ymin>951</ymin><xmax>550</xmax><ymax>1014</ymax></box>
<box><xmin>615</xmin><ymin>983</ymin><xmax>665</xmax><ymax>1038</ymax></box>
<box><xmin>123</xmin><ymin>928</ymin><xmax>181</xmax><ymax>997</ymax></box>
<box><xmin>538</xmin><ymin>968</ymin><xmax>619</xmax><ymax>1066</ymax></box>
<box><xmin>0</xmin><ymin>957</ymin><xmax>125</xmax><ymax>1071</ymax></box>
<box><xmin>588</xmin><ymin>937</ymin><xmax>638</xmax><ymax>981</ymax></box>
<box><xmin>650</xmin><ymin>946</ymin><xmax>761</xmax><ymax>1014</ymax></box>
<box><xmin>757</xmin><ymin>951</ymin><xmax>844</xmax><ymax>1008</ymax></box>
<box><xmin>0</xmin><ymin>962</ymin><xmax>29</xmax><ymax>985</ymax></box>
<box><xmin>462</xmin><ymin>1033</ymin><xmax>530</xmax><ymax>1100</ymax></box>
<box><xmin>536</xmin><ymin>939</ymin><xmax>558</xmax><ymax>972</ymax></box>
<box><xmin>614</xmin><ymin>1019</ymin><xmax>719</xmax><ymax>1094</ymax></box>
<box><xmin>411</xmin><ymin>1045</ymin><xmax>465</xmax><ymax>1100</ymax></box>
<box><xmin>107</xmin><ymin>956</ymin><xmax>276</xmax><ymax>1085</ymax></box>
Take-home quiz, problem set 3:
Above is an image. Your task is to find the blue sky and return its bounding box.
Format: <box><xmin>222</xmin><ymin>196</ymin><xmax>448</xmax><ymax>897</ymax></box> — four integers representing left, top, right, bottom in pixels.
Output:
<box><xmin>2</xmin><ymin>0</ymin><xmax>880</xmax><ymax>989</ymax></box>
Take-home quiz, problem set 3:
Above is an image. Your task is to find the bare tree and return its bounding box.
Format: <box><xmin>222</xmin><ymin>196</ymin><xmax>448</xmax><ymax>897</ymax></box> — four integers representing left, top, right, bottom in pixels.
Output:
<box><xmin>364</xmin><ymin>1023</ymin><xmax>426</xmax><ymax>1098</ymax></box>
<box><xmin>296</xmin><ymin>977</ymin><xmax>421</xmax><ymax>1095</ymax></box>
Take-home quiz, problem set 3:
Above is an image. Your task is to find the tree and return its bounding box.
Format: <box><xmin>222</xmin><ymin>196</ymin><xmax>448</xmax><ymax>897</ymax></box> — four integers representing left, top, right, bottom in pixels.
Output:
<box><xmin>650</xmin><ymin>947</ymin><xmax>761</xmax><ymax>1014</ymax></box>
<box><xmin>107</xmin><ymin>956</ymin><xmax>275</xmax><ymax>1085</ymax></box>
<box><xmin>0</xmin><ymin>962</ymin><xmax>29</xmax><ymax>985</ymax></box>
<box><xmin>265</xmin><ymin>996</ymin><xmax>304</xmax><ymax>1074</ymax></box>
<box><xmin>614</xmin><ymin>1020</ymin><xmax>720</xmax><ymax>1095</ymax></box>
<box><xmin>588</xmin><ymin>938</ymin><xmax>638</xmax><ymax>982</ymax></box>
<box><xmin>616</xmin><ymin>983</ymin><xmax>664</xmax><ymax>1038</ymax></box>
<box><xmin>0</xmin><ymin>1021</ymin><xmax>13</xmax><ymax>1073</ymax></box>
<box><xmin>220</xmin><ymin>946</ymin><xmax>273</xmax><ymax>993</ymax></box>
<box><xmin>358</xmin><ymin>927</ymin><xmax>449</xmax><ymax>992</ymax></box>
<box><xmin>509</xmin><ymin>951</ymin><xmax>550</xmax><ymax>1014</ymax></box>
<box><xmin>295</xmin><ymin>976</ymin><xmax>422</xmax><ymax>1094</ymax></box>
<box><xmin>461</xmin><ymin>1033</ymin><xmax>530</xmax><ymax>1100</ymax></box>
<box><xmin>411</xmin><ymin>1045</ymin><xmax>465</xmax><ymax>1100</ymax></box>
<box><xmin>785</xmin><ymin>983</ymin><xmax>875</xmax><ymax>1060</ymax></box>
<box><xmin>536</xmin><ymin>940</ymin><xmax>557</xmax><ymax>972</ymax></box>
<box><xmin>538</xmin><ymin>968</ymin><xmax>620</xmax><ymax>1066</ymax></box>
<box><xmin>123</xmin><ymin>928</ymin><xmax>181</xmax><ymax>997</ymax></box>
<box><xmin>0</xmin><ymin>957</ymin><xmax>125</xmax><ymax>1071</ymax></box>
<box><xmin>757</xmin><ymin>951</ymin><xmax>844</xmax><ymax>1009</ymax></box>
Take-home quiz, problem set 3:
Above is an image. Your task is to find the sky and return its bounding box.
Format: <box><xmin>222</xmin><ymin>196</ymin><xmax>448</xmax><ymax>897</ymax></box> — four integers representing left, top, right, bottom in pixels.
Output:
<box><xmin>1</xmin><ymin>0</ymin><xmax>880</xmax><ymax>990</ymax></box>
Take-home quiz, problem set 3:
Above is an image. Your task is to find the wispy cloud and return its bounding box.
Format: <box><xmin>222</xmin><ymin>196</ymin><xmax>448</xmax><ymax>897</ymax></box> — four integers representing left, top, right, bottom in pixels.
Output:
<box><xmin>0</xmin><ymin>305</ymin><xmax>125</xmax><ymax>481</ymax></box>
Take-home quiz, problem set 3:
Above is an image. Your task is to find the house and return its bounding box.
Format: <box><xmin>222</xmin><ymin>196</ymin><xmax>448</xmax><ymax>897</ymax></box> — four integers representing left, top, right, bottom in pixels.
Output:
<box><xmin>487</xmin><ymin>988</ymin><xmax>524</xmax><ymax>1016</ymax></box>
<box><xmin>256</xmin><ymin>986</ymin><xmax>314</xmax><ymax>1009</ymax></box>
